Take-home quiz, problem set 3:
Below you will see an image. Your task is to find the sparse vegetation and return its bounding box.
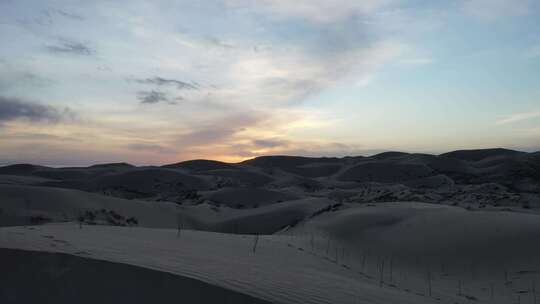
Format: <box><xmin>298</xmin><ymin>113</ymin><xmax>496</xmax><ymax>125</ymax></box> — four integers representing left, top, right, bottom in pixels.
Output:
<box><xmin>76</xmin><ymin>209</ymin><xmax>138</xmax><ymax>227</ymax></box>
<box><xmin>29</xmin><ymin>215</ymin><xmax>51</xmax><ymax>225</ymax></box>
<box><xmin>177</xmin><ymin>214</ymin><xmax>183</xmax><ymax>237</ymax></box>
<box><xmin>252</xmin><ymin>234</ymin><xmax>259</xmax><ymax>253</ymax></box>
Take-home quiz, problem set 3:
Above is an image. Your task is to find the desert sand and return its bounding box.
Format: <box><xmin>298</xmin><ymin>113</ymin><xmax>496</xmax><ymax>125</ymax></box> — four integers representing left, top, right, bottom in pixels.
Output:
<box><xmin>1</xmin><ymin>148</ymin><xmax>540</xmax><ymax>303</ymax></box>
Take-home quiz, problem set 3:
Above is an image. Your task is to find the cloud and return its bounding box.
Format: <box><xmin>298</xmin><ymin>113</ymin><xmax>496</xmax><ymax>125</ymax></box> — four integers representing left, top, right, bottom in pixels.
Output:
<box><xmin>119</xmin><ymin>3</ymin><xmax>408</xmax><ymax>110</ymax></box>
<box><xmin>0</xmin><ymin>96</ymin><xmax>74</xmax><ymax>124</ymax></box>
<box><xmin>55</xmin><ymin>9</ymin><xmax>84</xmax><ymax>21</ymax></box>
<box><xmin>46</xmin><ymin>39</ymin><xmax>94</xmax><ymax>56</ymax></box>
<box><xmin>203</xmin><ymin>139</ymin><xmax>376</xmax><ymax>161</ymax></box>
<box><xmin>463</xmin><ymin>0</ymin><xmax>532</xmax><ymax>20</ymax></box>
<box><xmin>177</xmin><ymin>112</ymin><xmax>265</xmax><ymax>147</ymax></box>
<box><xmin>178</xmin><ymin>127</ymin><xmax>235</xmax><ymax>146</ymax></box>
<box><xmin>496</xmin><ymin>111</ymin><xmax>540</xmax><ymax>125</ymax></box>
<box><xmin>227</xmin><ymin>0</ymin><xmax>393</xmax><ymax>23</ymax></box>
<box><xmin>0</xmin><ymin>1</ymin><xmax>447</xmax><ymax>164</ymax></box>
<box><xmin>252</xmin><ymin>138</ymin><xmax>290</xmax><ymax>148</ymax></box>
<box><xmin>214</xmin><ymin>40</ymin><xmax>405</xmax><ymax>107</ymax></box>
<box><xmin>126</xmin><ymin>143</ymin><xmax>175</xmax><ymax>154</ymax></box>
<box><xmin>5</xmin><ymin>132</ymin><xmax>79</xmax><ymax>142</ymax></box>
<box><xmin>134</xmin><ymin>77</ymin><xmax>198</xmax><ymax>90</ymax></box>
<box><xmin>0</xmin><ymin>70</ymin><xmax>54</xmax><ymax>91</ymax></box>
<box><xmin>208</xmin><ymin>37</ymin><xmax>235</xmax><ymax>49</ymax></box>
<box><xmin>137</xmin><ymin>90</ymin><xmax>170</xmax><ymax>104</ymax></box>
<box><xmin>16</xmin><ymin>7</ymin><xmax>85</xmax><ymax>30</ymax></box>
<box><xmin>168</xmin><ymin>108</ymin><xmax>359</xmax><ymax>161</ymax></box>
<box><xmin>39</xmin><ymin>7</ymin><xmax>84</xmax><ymax>23</ymax></box>
<box><xmin>132</xmin><ymin>77</ymin><xmax>200</xmax><ymax>105</ymax></box>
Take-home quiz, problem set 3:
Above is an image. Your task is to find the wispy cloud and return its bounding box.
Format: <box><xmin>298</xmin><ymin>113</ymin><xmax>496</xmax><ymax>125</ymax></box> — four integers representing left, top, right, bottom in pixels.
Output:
<box><xmin>496</xmin><ymin>111</ymin><xmax>540</xmax><ymax>125</ymax></box>
<box><xmin>39</xmin><ymin>7</ymin><xmax>84</xmax><ymax>23</ymax></box>
<box><xmin>46</xmin><ymin>38</ymin><xmax>94</xmax><ymax>56</ymax></box>
<box><xmin>133</xmin><ymin>77</ymin><xmax>199</xmax><ymax>90</ymax></box>
<box><xmin>15</xmin><ymin>6</ymin><xmax>84</xmax><ymax>29</ymax></box>
<box><xmin>6</xmin><ymin>132</ymin><xmax>79</xmax><ymax>142</ymax></box>
<box><xmin>207</xmin><ymin>37</ymin><xmax>235</xmax><ymax>49</ymax></box>
<box><xmin>137</xmin><ymin>90</ymin><xmax>172</xmax><ymax>105</ymax></box>
<box><xmin>176</xmin><ymin>112</ymin><xmax>265</xmax><ymax>147</ymax></box>
<box><xmin>252</xmin><ymin>138</ymin><xmax>290</xmax><ymax>148</ymax></box>
<box><xmin>462</xmin><ymin>0</ymin><xmax>532</xmax><ymax>20</ymax></box>
<box><xmin>126</xmin><ymin>143</ymin><xmax>175</xmax><ymax>154</ymax></box>
<box><xmin>54</xmin><ymin>9</ymin><xmax>84</xmax><ymax>21</ymax></box>
<box><xmin>227</xmin><ymin>0</ymin><xmax>393</xmax><ymax>23</ymax></box>
<box><xmin>0</xmin><ymin>96</ymin><xmax>75</xmax><ymax>125</ymax></box>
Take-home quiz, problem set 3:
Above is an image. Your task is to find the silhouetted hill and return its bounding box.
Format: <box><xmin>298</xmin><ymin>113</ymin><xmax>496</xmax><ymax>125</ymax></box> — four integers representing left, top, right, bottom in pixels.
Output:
<box><xmin>242</xmin><ymin>155</ymin><xmax>341</xmax><ymax>167</ymax></box>
<box><xmin>0</xmin><ymin>164</ymin><xmax>50</xmax><ymax>175</ymax></box>
<box><xmin>1</xmin><ymin>148</ymin><xmax>539</xmax><ymax>206</ymax></box>
<box><xmin>88</xmin><ymin>163</ymin><xmax>135</xmax><ymax>169</ymax></box>
<box><xmin>440</xmin><ymin>148</ymin><xmax>525</xmax><ymax>162</ymax></box>
<box><xmin>162</xmin><ymin>159</ymin><xmax>237</xmax><ymax>171</ymax></box>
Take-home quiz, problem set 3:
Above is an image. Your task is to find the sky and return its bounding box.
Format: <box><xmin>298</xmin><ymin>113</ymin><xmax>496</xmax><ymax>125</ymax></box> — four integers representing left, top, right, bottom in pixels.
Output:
<box><xmin>1</xmin><ymin>0</ymin><xmax>539</xmax><ymax>166</ymax></box>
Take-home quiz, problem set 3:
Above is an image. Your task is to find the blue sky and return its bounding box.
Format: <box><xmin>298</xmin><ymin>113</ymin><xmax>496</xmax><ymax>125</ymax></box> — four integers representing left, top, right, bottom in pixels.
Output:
<box><xmin>0</xmin><ymin>0</ymin><xmax>539</xmax><ymax>165</ymax></box>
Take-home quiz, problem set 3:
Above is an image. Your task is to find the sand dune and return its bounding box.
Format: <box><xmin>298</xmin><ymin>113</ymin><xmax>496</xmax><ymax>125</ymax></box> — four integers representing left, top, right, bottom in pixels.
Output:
<box><xmin>0</xmin><ymin>224</ymin><xmax>442</xmax><ymax>304</ymax></box>
<box><xmin>0</xmin><ymin>184</ymin><xmax>180</xmax><ymax>228</ymax></box>
<box><xmin>0</xmin><ymin>174</ymin><xmax>55</xmax><ymax>185</ymax></box>
<box><xmin>202</xmin><ymin>187</ymin><xmax>299</xmax><ymax>208</ymax></box>
<box><xmin>195</xmin><ymin>168</ymin><xmax>274</xmax><ymax>187</ymax></box>
<box><xmin>0</xmin><ymin>184</ymin><xmax>331</xmax><ymax>234</ymax></box>
<box><xmin>338</xmin><ymin>161</ymin><xmax>435</xmax><ymax>183</ymax></box>
<box><xmin>1</xmin><ymin>148</ymin><xmax>540</xmax><ymax>304</ymax></box>
<box><xmin>1</xmin><ymin>248</ymin><xmax>270</xmax><ymax>304</ymax></box>
<box><xmin>291</xmin><ymin>202</ymin><xmax>540</xmax><ymax>269</ymax></box>
<box><xmin>183</xmin><ymin>198</ymin><xmax>333</xmax><ymax>234</ymax></box>
<box><xmin>287</xmin><ymin>202</ymin><xmax>540</xmax><ymax>303</ymax></box>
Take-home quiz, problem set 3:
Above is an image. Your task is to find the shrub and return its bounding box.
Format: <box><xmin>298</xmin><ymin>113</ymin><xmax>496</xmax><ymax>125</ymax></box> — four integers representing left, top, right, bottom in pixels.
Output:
<box><xmin>85</xmin><ymin>210</ymin><xmax>96</xmax><ymax>221</ymax></box>
<box><xmin>126</xmin><ymin>217</ymin><xmax>138</xmax><ymax>226</ymax></box>
<box><xmin>29</xmin><ymin>215</ymin><xmax>51</xmax><ymax>225</ymax></box>
<box><xmin>109</xmin><ymin>210</ymin><xmax>124</xmax><ymax>220</ymax></box>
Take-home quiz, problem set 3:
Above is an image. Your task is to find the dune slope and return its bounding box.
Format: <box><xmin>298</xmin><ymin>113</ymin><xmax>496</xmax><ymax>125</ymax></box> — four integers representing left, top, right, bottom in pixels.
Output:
<box><xmin>0</xmin><ymin>248</ymin><xmax>271</xmax><ymax>304</ymax></box>
<box><xmin>0</xmin><ymin>224</ymin><xmax>442</xmax><ymax>304</ymax></box>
